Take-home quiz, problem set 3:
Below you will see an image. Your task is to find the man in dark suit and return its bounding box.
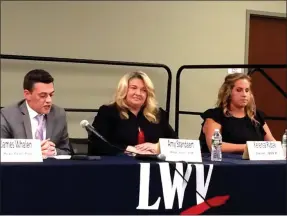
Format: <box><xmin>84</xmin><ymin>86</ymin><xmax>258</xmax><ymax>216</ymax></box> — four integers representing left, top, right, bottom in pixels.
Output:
<box><xmin>1</xmin><ymin>69</ymin><xmax>72</xmax><ymax>156</ymax></box>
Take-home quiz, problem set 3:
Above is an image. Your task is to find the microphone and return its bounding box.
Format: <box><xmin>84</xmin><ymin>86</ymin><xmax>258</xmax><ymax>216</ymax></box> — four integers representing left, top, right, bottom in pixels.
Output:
<box><xmin>80</xmin><ymin>120</ymin><xmax>109</xmax><ymax>143</ymax></box>
<box><xmin>80</xmin><ymin>120</ymin><xmax>214</xmax><ymax>208</ymax></box>
<box><xmin>134</xmin><ymin>153</ymin><xmax>166</xmax><ymax>161</ymax></box>
<box><xmin>80</xmin><ymin>120</ymin><xmax>165</xmax><ymax>161</ymax></box>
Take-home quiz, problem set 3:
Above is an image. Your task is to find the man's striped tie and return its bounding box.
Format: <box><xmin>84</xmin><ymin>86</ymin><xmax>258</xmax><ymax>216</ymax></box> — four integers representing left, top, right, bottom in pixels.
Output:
<box><xmin>35</xmin><ymin>114</ymin><xmax>45</xmax><ymax>140</ymax></box>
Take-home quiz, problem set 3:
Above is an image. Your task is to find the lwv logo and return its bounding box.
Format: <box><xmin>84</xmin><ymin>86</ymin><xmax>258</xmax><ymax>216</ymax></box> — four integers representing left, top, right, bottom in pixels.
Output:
<box><xmin>136</xmin><ymin>163</ymin><xmax>214</xmax><ymax>210</ymax></box>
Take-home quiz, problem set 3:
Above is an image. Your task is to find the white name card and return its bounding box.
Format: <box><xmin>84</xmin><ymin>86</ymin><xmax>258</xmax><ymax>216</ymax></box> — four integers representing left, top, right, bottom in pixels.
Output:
<box><xmin>1</xmin><ymin>139</ymin><xmax>43</xmax><ymax>162</ymax></box>
<box><xmin>159</xmin><ymin>138</ymin><xmax>202</xmax><ymax>162</ymax></box>
<box><xmin>228</xmin><ymin>68</ymin><xmax>243</xmax><ymax>74</ymax></box>
<box><xmin>245</xmin><ymin>141</ymin><xmax>284</xmax><ymax>160</ymax></box>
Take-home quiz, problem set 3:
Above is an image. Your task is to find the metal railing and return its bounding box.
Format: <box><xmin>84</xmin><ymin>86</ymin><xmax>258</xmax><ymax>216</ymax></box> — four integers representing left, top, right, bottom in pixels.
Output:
<box><xmin>175</xmin><ymin>64</ymin><xmax>287</xmax><ymax>135</ymax></box>
<box><xmin>1</xmin><ymin>54</ymin><xmax>173</xmax><ymax>146</ymax></box>
<box><xmin>1</xmin><ymin>54</ymin><xmax>172</xmax><ymax>116</ymax></box>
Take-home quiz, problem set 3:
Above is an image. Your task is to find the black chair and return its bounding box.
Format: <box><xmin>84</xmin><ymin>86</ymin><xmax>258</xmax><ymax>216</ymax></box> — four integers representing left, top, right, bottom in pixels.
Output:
<box><xmin>69</xmin><ymin>138</ymin><xmax>89</xmax><ymax>155</ymax></box>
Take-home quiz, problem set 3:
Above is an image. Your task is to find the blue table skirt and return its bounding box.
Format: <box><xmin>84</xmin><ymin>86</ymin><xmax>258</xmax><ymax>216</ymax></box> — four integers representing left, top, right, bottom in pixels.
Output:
<box><xmin>1</xmin><ymin>154</ymin><xmax>286</xmax><ymax>214</ymax></box>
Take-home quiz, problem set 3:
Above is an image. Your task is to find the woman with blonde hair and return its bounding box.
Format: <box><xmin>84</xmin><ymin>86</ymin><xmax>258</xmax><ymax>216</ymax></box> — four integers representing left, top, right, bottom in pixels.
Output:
<box><xmin>199</xmin><ymin>73</ymin><xmax>275</xmax><ymax>153</ymax></box>
<box><xmin>88</xmin><ymin>71</ymin><xmax>177</xmax><ymax>156</ymax></box>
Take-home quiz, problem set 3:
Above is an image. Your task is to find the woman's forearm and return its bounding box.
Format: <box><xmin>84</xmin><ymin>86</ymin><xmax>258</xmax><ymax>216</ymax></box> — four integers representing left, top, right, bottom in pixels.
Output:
<box><xmin>221</xmin><ymin>143</ymin><xmax>246</xmax><ymax>153</ymax></box>
<box><xmin>207</xmin><ymin>141</ymin><xmax>245</xmax><ymax>153</ymax></box>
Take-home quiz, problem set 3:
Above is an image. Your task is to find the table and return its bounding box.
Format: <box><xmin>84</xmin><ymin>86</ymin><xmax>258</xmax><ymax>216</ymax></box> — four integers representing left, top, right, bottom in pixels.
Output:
<box><xmin>1</xmin><ymin>154</ymin><xmax>286</xmax><ymax>214</ymax></box>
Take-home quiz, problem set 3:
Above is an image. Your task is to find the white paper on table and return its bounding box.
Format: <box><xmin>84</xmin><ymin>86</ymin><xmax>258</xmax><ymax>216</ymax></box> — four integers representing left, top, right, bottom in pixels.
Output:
<box><xmin>47</xmin><ymin>155</ymin><xmax>71</xmax><ymax>159</ymax></box>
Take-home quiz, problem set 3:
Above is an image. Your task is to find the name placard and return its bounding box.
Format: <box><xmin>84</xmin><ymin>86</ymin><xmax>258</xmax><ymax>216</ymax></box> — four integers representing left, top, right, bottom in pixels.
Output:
<box><xmin>244</xmin><ymin>141</ymin><xmax>284</xmax><ymax>160</ymax></box>
<box><xmin>1</xmin><ymin>139</ymin><xmax>43</xmax><ymax>162</ymax></box>
<box><xmin>159</xmin><ymin>138</ymin><xmax>202</xmax><ymax>162</ymax></box>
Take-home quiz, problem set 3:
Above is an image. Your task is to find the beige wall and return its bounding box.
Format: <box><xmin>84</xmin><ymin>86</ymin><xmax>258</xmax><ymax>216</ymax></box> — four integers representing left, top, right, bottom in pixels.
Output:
<box><xmin>1</xmin><ymin>1</ymin><xmax>286</xmax><ymax>140</ymax></box>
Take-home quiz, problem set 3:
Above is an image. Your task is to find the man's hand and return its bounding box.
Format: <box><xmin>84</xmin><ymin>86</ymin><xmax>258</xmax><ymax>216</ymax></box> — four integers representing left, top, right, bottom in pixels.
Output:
<box><xmin>41</xmin><ymin>139</ymin><xmax>56</xmax><ymax>158</ymax></box>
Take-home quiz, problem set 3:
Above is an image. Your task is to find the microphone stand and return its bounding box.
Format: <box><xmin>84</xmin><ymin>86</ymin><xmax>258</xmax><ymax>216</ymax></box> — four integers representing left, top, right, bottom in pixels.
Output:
<box><xmin>71</xmin><ymin>129</ymin><xmax>102</xmax><ymax>160</ymax></box>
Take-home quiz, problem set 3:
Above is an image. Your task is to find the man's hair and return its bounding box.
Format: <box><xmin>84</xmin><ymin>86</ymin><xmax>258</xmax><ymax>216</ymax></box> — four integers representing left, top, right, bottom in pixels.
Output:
<box><xmin>23</xmin><ymin>69</ymin><xmax>54</xmax><ymax>91</ymax></box>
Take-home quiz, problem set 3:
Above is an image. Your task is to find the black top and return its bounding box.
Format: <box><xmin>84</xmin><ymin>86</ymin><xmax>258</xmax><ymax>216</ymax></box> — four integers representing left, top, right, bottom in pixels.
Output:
<box><xmin>88</xmin><ymin>103</ymin><xmax>177</xmax><ymax>155</ymax></box>
<box><xmin>199</xmin><ymin>107</ymin><xmax>266</xmax><ymax>153</ymax></box>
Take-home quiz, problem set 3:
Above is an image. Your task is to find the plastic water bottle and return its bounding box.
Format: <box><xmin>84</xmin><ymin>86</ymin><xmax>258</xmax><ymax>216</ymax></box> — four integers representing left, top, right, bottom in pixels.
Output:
<box><xmin>211</xmin><ymin>129</ymin><xmax>222</xmax><ymax>161</ymax></box>
<box><xmin>282</xmin><ymin>129</ymin><xmax>287</xmax><ymax>159</ymax></box>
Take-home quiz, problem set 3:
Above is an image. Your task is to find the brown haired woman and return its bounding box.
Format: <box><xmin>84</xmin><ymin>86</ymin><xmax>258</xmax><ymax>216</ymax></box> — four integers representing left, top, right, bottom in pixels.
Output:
<box><xmin>199</xmin><ymin>73</ymin><xmax>276</xmax><ymax>154</ymax></box>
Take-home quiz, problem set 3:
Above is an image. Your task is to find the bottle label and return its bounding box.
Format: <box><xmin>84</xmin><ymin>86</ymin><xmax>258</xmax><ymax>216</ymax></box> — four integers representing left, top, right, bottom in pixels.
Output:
<box><xmin>282</xmin><ymin>135</ymin><xmax>287</xmax><ymax>145</ymax></box>
<box><xmin>212</xmin><ymin>139</ymin><xmax>221</xmax><ymax>146</ymax></box>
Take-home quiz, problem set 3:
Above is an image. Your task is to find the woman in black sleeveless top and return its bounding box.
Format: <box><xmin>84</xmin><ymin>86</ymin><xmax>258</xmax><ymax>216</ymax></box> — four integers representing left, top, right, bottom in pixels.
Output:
<box><xmin>199</xmin><ymin>73</ymin><xmax>276</xmax><ymax>153</ymax></box>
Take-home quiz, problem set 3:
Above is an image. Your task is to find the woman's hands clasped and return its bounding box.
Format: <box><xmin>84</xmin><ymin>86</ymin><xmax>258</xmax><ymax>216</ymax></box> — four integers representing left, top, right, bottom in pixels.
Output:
<box><xmin>125</xmin><ymin>142</ymin><xmax>159</xmax><ymax>155</ymax></box>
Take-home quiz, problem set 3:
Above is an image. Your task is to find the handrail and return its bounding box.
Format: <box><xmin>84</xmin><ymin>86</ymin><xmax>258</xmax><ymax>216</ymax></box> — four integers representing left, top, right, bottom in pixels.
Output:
<box><xmin>0</xmin><ymin>107</ymin><xmax>99</xmax><ymax>112</ymax></box>
<box><xmin>179</xmin><ymin>111</ymin><xmax>286</xmax><ymax>121</ymax></box>
<box><xmin>175</xmin><ymin>64</ymin><xmax>287</xmax><ymax>135</ymax></box>
<box><xmin>0</xmin><ymin>54</ymin><xmax>172</xmax><ymax>120</ymax></box>
<box><xmin>248</xmin><ymin>68</ymin><xmax>287</xmax><ymax>99</ymax></box>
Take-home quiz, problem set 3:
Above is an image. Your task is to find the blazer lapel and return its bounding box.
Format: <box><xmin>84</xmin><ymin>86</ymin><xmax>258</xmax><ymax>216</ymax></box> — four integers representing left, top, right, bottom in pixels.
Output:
<box><xmin>19</xmin><ymin>101</ymin><xmax>33</xmax><ymax>139</ymax></box>
<box><xmin>46</xmin><ymin>107</ymin><xmax>55</xmax><ymax>139</ymax></box>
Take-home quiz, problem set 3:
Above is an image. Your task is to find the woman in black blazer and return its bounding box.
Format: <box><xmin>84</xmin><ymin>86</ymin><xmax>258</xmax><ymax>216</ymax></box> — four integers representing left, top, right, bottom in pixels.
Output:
<box><xmin>88</xmin><ymin>71</ymin><xmax>177</xmax><ymax>156</ymax></box>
